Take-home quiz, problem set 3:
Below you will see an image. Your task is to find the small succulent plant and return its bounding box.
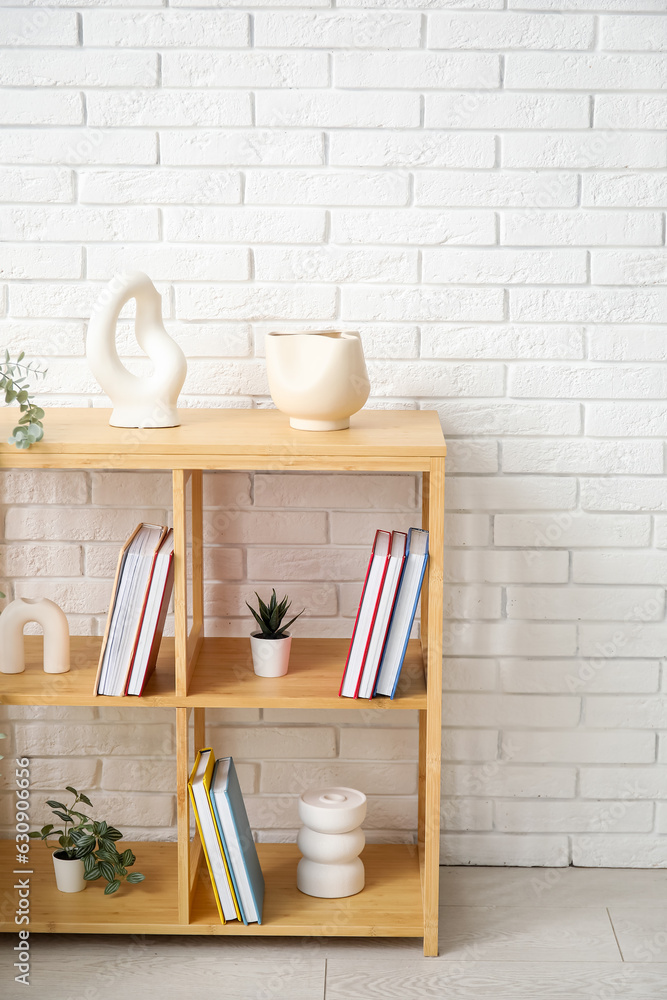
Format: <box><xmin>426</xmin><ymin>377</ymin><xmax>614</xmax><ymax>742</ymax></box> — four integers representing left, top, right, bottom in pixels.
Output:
<box><xmin>246</xmin><ymin>589</ymin><xmax>304</xmax><ymax>640</ymax></box>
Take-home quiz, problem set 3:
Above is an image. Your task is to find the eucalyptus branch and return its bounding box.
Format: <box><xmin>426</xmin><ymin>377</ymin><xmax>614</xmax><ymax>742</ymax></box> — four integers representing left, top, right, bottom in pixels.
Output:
<box><xmin>1</xmin><ymin>351</ymin><xmax>47</xmax><ymax>450</ymax></box>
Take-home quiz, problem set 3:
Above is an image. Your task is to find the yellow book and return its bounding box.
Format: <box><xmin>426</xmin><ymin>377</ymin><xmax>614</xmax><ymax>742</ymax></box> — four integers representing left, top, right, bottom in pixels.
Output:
<box><xmin>188</xmin><ymin>748</ymin><xmax>241</xmax><ymax>924</ymax></box>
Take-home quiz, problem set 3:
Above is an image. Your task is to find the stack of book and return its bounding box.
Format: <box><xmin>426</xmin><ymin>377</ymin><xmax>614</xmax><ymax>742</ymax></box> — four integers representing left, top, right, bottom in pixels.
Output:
<box><xmin>94</xmin><ymin>522</ymin><xmax>175</xmax><ymax>697</ymax></box>
<box><xmin>340</xmin><ymin>527</ymin><xmax>429</xmax><ymax>700</ymax></box>
<box><xmin>189</xmin><ymin>749</ymin><xmax>265</xmax><ymax>925</ymax></box>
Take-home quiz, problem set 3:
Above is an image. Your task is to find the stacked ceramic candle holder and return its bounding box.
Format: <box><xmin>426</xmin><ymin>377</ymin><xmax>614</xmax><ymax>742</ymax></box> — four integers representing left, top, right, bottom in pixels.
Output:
<box><xmin>296</xmin><ymin>787</ymin><xmax>367</xmax><ymax>898</ymax></box>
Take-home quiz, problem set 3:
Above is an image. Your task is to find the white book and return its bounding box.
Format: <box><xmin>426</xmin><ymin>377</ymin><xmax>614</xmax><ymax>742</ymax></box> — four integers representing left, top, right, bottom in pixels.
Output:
<box><xmin>97</xmin><ymin>524</ymin><xmax>164</xmax><ymax>697</ymax></box>
<box><xmin>126</xmin><ymin>531</ymin><xmax>175</xmax><ymax>696</ymax></box>
<box><xmin>357</xmin><ymin>531</ymin><xmax>407</xmax><ymax>699</ymax></box>
<box><xmin>340</xmin><ymin>530</ymin><xmax>391</xmax><ymax>699</ymax></box>
<box><xmin>375</xmin><ymin>528</ymin><xmax>429</xmax><ymax>699</ymax></box>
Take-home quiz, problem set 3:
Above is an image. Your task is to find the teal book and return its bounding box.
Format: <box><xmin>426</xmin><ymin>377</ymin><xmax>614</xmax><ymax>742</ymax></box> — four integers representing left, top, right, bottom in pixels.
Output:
<box><xmin>210</xmin><ymin>757</ymin><xmax>265</xmax><ymax>925</ymax></box>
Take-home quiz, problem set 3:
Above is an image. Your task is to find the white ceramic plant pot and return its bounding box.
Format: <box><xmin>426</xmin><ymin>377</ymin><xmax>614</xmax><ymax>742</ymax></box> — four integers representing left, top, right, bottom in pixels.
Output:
<box><xmin>0</xmin><ymin>598</ymin><xmax>70</xmax><ymax>675</ymax></box>
<box><xmin>265</xmin><ymin>331</ymin><xmax>370</xmax><ymax>431</ymax></box>
<box><xmin>250</xmin><ymin>633</ymin><xmax>292</xmax><ymax>677</ymax></box>
<box><xmin>86</xmin><ymin>271</ymin><xmax>187</xmax><ymax>428</ymax></box>
<box><xmin>52</xmin><ymin>852</ymin><xmax>86</xmax><ymax>893</ymax></box>
<box><xmin>297</xmin><ymin>787</ymin><xmax>367</xmax><ymax>899</ymax></box>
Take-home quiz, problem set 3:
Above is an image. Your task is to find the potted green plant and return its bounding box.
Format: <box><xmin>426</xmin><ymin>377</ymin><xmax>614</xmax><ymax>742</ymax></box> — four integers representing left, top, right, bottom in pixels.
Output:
<box><xmin>70</xmin><ymin>822</ymin><xmax>145</xmax><ymax>895</ymax></box>
<box><xmin>30</xmin><ymin>787</ymin><xmax>145</xmax><ymax>895</ymax></box>
<box><xmin>29</xmin><ymin>786</ymin><xmax>92</xmax><ymax>892</ymax></box>
<box><xmin>1</xmin><ymin>351</ymin><xmax>47</xmax><ymax>449</ymax></box>
<box><xmin>0</xmin><ymin>352</ymin><xmax>46</xmax><ymax>601</ymax></box>
<box><xmin>246</xmin><ymin>589</ymin><xmax>304</xmax><ymax>677</ymax></box>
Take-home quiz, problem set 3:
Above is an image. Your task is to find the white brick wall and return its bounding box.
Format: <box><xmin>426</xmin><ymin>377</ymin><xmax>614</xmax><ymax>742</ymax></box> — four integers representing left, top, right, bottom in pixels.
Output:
<box><xmin>0</xmin><ymin>2</ymin><xmax>666</xmax><ymax>868</ymax></box>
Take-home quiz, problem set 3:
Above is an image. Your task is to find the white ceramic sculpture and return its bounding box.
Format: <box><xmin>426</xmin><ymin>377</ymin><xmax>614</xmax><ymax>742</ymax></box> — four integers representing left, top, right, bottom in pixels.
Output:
<box><xmin>265</xmin><ymin>331</ymin><xmax>370</xmax><ymax>431</ymax></box>
<box><xmin>86</xmin><ymin>271</ymin><xmax>187</xmax><ymax>428</ymax></box>
<box><xmin>297</xmin><ymin>787</ymin><xmax>367</xmax><ymax>898</ymax></box>
<box><xmin>0</xmin><ymin>598</ymin><xmax>70</xmax><ymax>674</ymax></box>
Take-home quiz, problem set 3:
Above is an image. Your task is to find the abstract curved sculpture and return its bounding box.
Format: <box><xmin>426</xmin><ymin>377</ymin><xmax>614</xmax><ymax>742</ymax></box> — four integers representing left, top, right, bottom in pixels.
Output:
<box><xmin>297</xmin><ymin>787</ymin><xmax>366</xmax><ymax>898</ymax></box>
<box><xmin>86</xmin><ymin>271</ymin><xmax>187</xmax><ymax>428</ymax></box>
<box><xmin>0</xmin><ymin>598</ymin><xmax>70</xmax><ymax>674</ymax></box>
<box><xmin>266</xmin><ymin>331</ymin><xmax>370</xmax><ymax>431</ymax></box>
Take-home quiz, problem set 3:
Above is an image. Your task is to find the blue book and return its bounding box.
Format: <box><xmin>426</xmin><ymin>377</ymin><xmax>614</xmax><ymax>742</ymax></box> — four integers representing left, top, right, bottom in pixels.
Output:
<box><xmin>373</xmin><ymin>528</ymin><xmax>429</xmax><ymax>699</ymax></box>
<box><xmin>210</xmin><ymin>757</ymin><xmax>264</xmax><ymax>924</ymax></box>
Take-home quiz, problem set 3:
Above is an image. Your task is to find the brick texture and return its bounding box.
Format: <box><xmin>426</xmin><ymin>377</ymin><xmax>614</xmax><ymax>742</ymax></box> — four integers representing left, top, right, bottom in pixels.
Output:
<box><xmin>0</xmin><ymin>4</ymin><xmax>665</xmax><ymax>868</ymax></box>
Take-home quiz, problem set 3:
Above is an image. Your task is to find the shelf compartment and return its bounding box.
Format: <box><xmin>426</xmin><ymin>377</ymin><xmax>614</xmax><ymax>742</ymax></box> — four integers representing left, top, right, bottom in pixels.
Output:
<box><xmin>0</xmin><ymin>637</ymin><xmax>426</xmax><ymax>709</ymax></box>
<box><xmin>186</xmin><ymin>637</ymin><xmax>426</xmax><ymax>709</ymax></box>
<box><xmin>0</xmin><ymin>637</ymin><xmax>177</xmax><ymax>707</ymax></box>
<box><xmin>0</xmin><ymin>841</ymin><xmax>423</xmax><ymax>938</ymax></box>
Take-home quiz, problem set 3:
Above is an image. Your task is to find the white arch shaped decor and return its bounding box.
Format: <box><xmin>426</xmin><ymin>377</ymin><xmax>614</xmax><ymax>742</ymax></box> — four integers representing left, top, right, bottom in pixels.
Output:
<box><xmin>86</xmin><ymin>271</ymin><xmax>187</xmax><ymax>428</ymax></box>
<box><xmin>0</xmin><ymin>598</ymin><xmax>70</xmax><ymax>675</ymax></box>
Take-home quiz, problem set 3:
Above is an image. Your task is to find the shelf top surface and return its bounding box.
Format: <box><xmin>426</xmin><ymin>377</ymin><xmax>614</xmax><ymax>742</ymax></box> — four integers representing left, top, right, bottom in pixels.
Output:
<box><xmin>0</xmin><ymin>840</ymin><xmax>424</xmax><ymax>936</ymax></box>
<box><xmin>0</xmin><ymin>407</ymin><xmax>446</xmax><ymax>469</ymax></box>
<box><xmin>0</xmin><ymin>636</ymin><xmax>426</xmax><ymax>709</ymax></box>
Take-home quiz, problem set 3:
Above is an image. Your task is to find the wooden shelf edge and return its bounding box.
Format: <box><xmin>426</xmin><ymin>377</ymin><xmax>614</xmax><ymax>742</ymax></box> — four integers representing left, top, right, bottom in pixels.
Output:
<box><xmin>0</xmin><ymin>841</ymin><xmax>424</xmax><ymax>938</ymax></box>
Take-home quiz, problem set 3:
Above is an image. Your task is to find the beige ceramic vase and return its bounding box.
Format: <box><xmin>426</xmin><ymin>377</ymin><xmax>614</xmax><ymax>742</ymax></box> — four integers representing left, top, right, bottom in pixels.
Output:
<box><xmin>265</xmin><ymin>331</ymin><xmax>370</xmax><ymax>431</ymax></box>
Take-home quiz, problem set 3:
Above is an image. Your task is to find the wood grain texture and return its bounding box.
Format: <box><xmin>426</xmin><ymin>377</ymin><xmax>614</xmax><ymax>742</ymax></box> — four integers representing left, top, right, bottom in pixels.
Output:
<box><xmin>440</xmin><ymin>865</ymin><xmax>667</xmax><ymax>909</ymax></box>
<box><xmin>186</xmin><ymin>637</ymin><xmax>426</xmax><ymax>708</ymax></box>
<box><xmin>172</xmin><ymin>469</ymin><xmax>189</xmax><ymax>699</ymax></box>
<box><xmin>608</xmin><ymin>908</ymin><xmax>667</xmax><ymax>962</ymax></box>
<box><xmin>0</xmin><ymin>637</ymin><xmax>426</xmax><ymax>709</ymax></box>
<box><xmin>0</xmin><ymin>408</ymin><xmax>445</xmax><ymax>470</ymax></box>
<box><xmin>422</xmin><ymin>456</ymin><xmax>445</xmax><ymax>956</ymax></box>
<box><xmin>13</xmin><ymin>953</ymin><xmax>326</xmax><ymax>1000</ymax></box>
<box><xmin>0</xmin><ymin>841</ymin><xmax>422</xmax><ymax>937</ymax></box>
<box><xmin>176</xmin><ymin>707</ymin><xmax>190</xmax><ymax>925</ymax></box>
<box><xmin>325</xmin><ymin>961</ymin><xmax>667</xmax><ymax>999</ymax></box>
<box><xmin>438</xmin><ymin>904</ymin><xmax>621</xmax><ymax>962</ymax></box>
<box><xmin>0</xmin><ymin>636</ymin><xmax>177</xmax><ymax>705</ymax></box>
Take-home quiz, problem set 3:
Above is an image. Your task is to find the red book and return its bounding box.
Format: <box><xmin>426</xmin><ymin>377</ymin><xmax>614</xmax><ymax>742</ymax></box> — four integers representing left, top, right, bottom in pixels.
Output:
<box><xmin>339</xmin><ymin>530</ymin><xmax>392</xmax><ymax>699</ymax></box>
<box><xmin>357</xmin><ymin>531</ymin><xmax>407</xmax><ymax>699</ymax></box>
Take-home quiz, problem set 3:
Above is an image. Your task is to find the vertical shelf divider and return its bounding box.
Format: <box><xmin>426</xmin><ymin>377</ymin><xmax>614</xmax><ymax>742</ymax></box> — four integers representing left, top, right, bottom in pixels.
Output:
<box><xmin>173</xmin><ymin>469</ymin><xmax>204</xmax><ymax>698</ymax></box>
<box><xmin>421</xmin><ymin>456</ymin><xmax>445</xmax><ymax>957</ymax></box>
<box><xmin>418</xmin><ymin>469</ymin><xmax>430</xmax><ymax>884</ymax></box>
<box><xmin>176</xmin><ymin>705</ymin><xmax>207</xmax><ymax>926</ymax></box>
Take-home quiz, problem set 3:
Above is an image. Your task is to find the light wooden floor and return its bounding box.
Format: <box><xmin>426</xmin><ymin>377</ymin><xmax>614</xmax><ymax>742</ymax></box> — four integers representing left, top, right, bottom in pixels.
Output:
<box><xmin>3</xmin><ymin>866</ymin><xmax>667</xmax><ymax>999</ymax></box>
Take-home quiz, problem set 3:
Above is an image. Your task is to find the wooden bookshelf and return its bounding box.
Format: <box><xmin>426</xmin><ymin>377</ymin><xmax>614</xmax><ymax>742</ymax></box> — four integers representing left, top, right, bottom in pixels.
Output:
<box><xmin>0</xmin><ymin>408</ymin><xmax>445</xmax><ymax>955</ymax></box>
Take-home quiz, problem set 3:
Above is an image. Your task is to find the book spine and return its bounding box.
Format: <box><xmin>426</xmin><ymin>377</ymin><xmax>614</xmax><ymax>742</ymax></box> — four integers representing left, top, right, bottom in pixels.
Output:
<box><xmin>390</xmin><ymin>548</ymin><xmax>428</xmax><ymax>700</ymax></box>
<box><xmin>339</xmin><ymin>530</ymin><xmax>379</xmax><ymax>698</ymax></box>
<box><xmin>351</xmin><ymin>543</ymin><xmax>391</xmax><ymax>699</ymax></box>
